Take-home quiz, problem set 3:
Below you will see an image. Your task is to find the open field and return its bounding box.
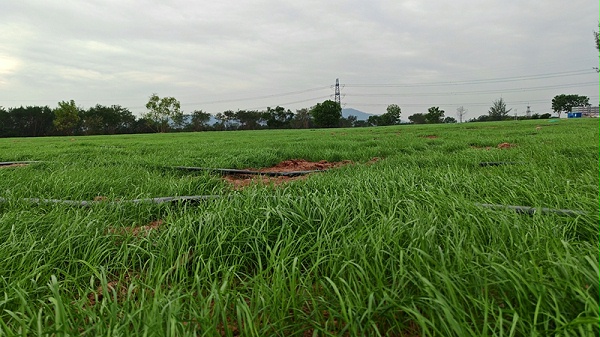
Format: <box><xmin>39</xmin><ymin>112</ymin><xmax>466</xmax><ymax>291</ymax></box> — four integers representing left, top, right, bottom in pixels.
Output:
<box><xmin>0</xmin><ymin>119</ymin><xmax>598</xmax><ymax>336</ymax></box>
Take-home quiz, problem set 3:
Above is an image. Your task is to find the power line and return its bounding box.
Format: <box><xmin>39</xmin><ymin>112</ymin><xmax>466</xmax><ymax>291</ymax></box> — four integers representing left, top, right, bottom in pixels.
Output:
<box><xmin>185</xmin><ymin>86</ymin><xmax>331</xmax><ymax>106</ymax></box>
<box><xmin>345</xmin><ymin>96</ymin><xmax>600</xmax><ymax>108</ymax></box>
<box><xmin>344</xmin><ymin>81</ymin><xmax>599</xmax><ymax>98</ymax></box>
<box><xmin>345</xmin><ymin>69</ymin><xmax>596</xmax><ymax>87</ymax></box>
<box><xmin>243</xmin><ymin>95</ymin><xmax>333</xmax><ymax>111</ymax></box>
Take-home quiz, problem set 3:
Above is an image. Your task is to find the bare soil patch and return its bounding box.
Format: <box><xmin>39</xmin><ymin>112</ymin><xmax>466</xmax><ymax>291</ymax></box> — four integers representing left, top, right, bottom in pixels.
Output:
<box><xmin>497</xmin><ymin>142</ymin><xmax>516</xmax><ymax>149</ymax></box>
<box><xmin>470</xmin><ymin>143</ymin><xmax>517</xmax><ymax>150</ymax></box>
<box><xmin>224</xmin><ymin>159</ymin><xmax>353</xmax><ymax>189</ymax></box>
<box><xmin>366</xmin><ymin>157</ymin><xmax>383</xmax><ymax>165</ymax></box>
<box><xmin>87</xmin><ymin>272</ymin><xmax>136</xmax><ymax>306</ymax></box>
<box><xmin>108</xmin><ymin>219</ymin><xmax>164</xmax><ymax>237</ymax></box>
<box><xmin>422</xmin><ymin>135</ymin><xmax>438</xmax><ymax>139</ymax></box>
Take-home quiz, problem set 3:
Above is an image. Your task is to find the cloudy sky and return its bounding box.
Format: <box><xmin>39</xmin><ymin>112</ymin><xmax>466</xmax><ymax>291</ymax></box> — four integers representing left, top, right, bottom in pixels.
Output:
<box><xmin>1</xmin><ymin>0</ymin><xmax>598</xmax><ymax>120</ymax></box>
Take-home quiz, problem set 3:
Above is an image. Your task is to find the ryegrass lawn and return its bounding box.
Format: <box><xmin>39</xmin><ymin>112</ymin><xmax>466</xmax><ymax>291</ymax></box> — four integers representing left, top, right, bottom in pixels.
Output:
<box><xmin>0</xmin><ymin>119</ymin><xmax>598</xmax><ymax>336</ymax></box>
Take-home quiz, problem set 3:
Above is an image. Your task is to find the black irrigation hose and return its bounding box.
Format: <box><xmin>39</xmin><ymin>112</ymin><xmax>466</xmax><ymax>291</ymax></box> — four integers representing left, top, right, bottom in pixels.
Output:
<box><xmin>478</xmin><ymin>162</ymin><xmax>521</xmax><ymax>167</ymax></box>
<box><xmin>1</xmin><ymin>195</ymin><xmax>587</xmax><ymax>217</ymax></box>
<box><xmin>172</xmin><ymin>166</ymin><xmax>324</xmax><ymax>177</ymax></box>
<box><xmin>0</xmin><ymin>161</ymin><xmax>41</xmax><ymax>166</ymax></box>
<box><xmin>0</xmin><ymin>195</ymin><xmax>221</xmax><ymax>207</ymax></box>
<box><xmin>475</xmin><ymin>203</ymin><xmax>587</xmax><ymax>216</ymax></box>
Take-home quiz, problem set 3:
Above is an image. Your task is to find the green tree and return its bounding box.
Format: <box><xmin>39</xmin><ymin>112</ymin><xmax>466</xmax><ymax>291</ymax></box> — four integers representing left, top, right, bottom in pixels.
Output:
<box><xmin>339</xmin><ymin>115</ymin><xmax>357</xmax><ymax>128</ymax></box>
<box><xmin>367</xmin><ymin>115</ymin><xmax>381</xmax><ymax>126</ymax></box>
<box><xmin>263</xmin><ymin>106</ymin><xmax>294</xmax><ymax>129</ymax></box>
<box><xmin>214</xmin><ymin>110</ymin><xmax>239</xmax><ymax>130</ymax></box>
<box><xmin>408</xmin><ymin>113</ymin><xmax>427</xmax><ymax>124</ymax></box>
<box><xmin>144</xmin><ymin>94</ymin><xmax>183</xmax><ymax>133</ymax></box>
<box><xmin>0</xmin><ymin>106</ymin><xmax>7</xmax><ymax>136</ymax></box>
<box><xmin>291</xmin><ymin>108</ymin><xmax>312</xmax><ymax>129</ymax></box>
<box><xmin>53</xmin><ymin>100</ymin><xmax>81</xmax><ymax>135</ymax></box>
<box><xmin>310</xmin><ymin>100</ymin><xmax>342</xmax><ymax>128</ymax></box>
<box><xmin>236</xmin><ymin>110</ymin><xmax>263</xmax><ymax>130</ymax></box>
<box><xmin>5</xmin><ymin>106</ymin><xmax>54</xmax><ymax>137</ymax></box>
<box><xmin>488</xmin><ymin>98</ymin><xmax>511</xmax><ymax>121</ymax></box>
<box><xmin>82</xmin><ymin>104</ymin><xmax>135</xmax><ymax>135</ymax></box>
<box><xmin>353</xmin><ymin>120</ymin><xmax>370</xmax><ymax>127</ymax></box>
<box><xmin>381</xmin><ymin>104</ymin><xmax>402</xmax><ymax>125</ymax></box>
<box><xmin>425</xmin><ymin>107</ymin><xmax>445</xmax><ymax>123</ymax></box>
<box><xmin>369</xmin><ymin>104</ymin><xmax>402</xmax><ymax>126</ymax></box>
<box><xmin>188</xmin><ymin>110</ymin><xmax>212</xmax><ymax>131</ymax></box>
<box><xmin>443</xmin><ymin>116</ymin><xmax>457</xmax><ymax>123</ymax></box>
<box><xmin>552</xmin><ymin>94</ymin><xmax>589</xmax><ymax>118</ymax></box>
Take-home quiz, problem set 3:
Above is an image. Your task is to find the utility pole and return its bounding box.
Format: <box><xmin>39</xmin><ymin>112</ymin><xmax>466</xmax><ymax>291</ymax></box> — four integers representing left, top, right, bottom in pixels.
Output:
<box><xmin>456</xmin><ymin>106</ymin><xmax>467</xmax><ymax>123</ymax></box>
<box><xmin>334</xmin><ymin>78</ymin><xmax>341</xmax><ymax>107</ymax></box>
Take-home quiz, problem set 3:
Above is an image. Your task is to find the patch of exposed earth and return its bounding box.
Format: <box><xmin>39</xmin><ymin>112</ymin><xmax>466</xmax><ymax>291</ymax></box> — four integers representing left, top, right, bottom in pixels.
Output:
<box><xmin>223</xmin><ymin>159</ymin><xmax>354</xmax><ymax>189</ymax></box>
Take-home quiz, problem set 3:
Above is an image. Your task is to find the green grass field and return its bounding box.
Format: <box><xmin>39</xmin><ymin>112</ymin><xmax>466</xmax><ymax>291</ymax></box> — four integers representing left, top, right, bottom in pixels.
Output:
<box><xmin>0</xmin><ymin>119</ymin><xmax>598</xmax><ymax>336</ymax></box>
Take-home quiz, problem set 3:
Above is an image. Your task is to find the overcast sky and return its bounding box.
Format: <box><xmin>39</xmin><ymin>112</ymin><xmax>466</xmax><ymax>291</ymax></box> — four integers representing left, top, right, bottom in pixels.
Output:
<box><xmin>1</xmin><ymin>0</ymin><xmax>598</xmax><ymax>120</ymax></box>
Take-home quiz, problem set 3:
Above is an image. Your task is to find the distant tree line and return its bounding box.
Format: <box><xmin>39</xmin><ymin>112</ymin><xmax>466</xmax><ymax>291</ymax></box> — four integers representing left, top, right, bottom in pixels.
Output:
<box><xmin>466</xmin><ymin>95</ymin><xmax>591</xmax><ymax>123</ymax></box>
<box><xmin>406</xmin><ymin>107</ymin><xmax>457</xmax><ymax>124</ymax></box>
<box><xmin>0</xmin><ymin>95</ymin><xmax>401</xmax><ymax>137</ymax></box>
<box><xmin>0</xmin><ymin>97</ymin><xmax>344</xmax><ymax>137</ymax></box>
<box><xmin>0</xmin><ymin>93</ymin><xmax>591</xmax><ymax>137</ymax></box>
<box><xmin>0</xmin><ymin>103</ymin><xmax>149</xmax><ymax>137</ymax></box>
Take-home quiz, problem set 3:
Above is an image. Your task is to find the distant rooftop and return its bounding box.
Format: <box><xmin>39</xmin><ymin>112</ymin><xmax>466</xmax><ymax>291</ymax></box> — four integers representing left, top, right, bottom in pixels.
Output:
<box><xmin>572</xmin><ymin>106</ymin><xmax>599</xmax><ymax>117</ymax></box>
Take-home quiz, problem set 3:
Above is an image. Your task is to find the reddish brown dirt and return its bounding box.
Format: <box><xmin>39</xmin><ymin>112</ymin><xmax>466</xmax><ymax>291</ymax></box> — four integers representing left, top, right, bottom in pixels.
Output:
<box><xmin>0</xmin><ymin>163</ymin><xmax>28</xmax><ymax>168</ymax></box>
<box><xmin>262</xmin><ymin>159</ymin><xmax>352</xmax><ymax>172</ymax></box>
<box><xmin>497</xmin><ymin>142</ymin><xmax>516</xmax><ymax>149</ymax></box>
<box><xmin>366</xmin><ymin>157</ymin><xmax>383</xmax><ymax>165</ymax></box>
<box><xmin>87</xmin><ymin>273</ymin><xmax>134</xmax><ymax>306</ymax></box>
<box><xmin>224</xmin><ymin>159</ymin><xmax>354</xmax><ymax>189</ymax></box>
<box><xmin>422</xmin><ymin>135</ymin><xmax>438</xmax><ymax>139</ymax></box>
<box><xmin>108</xmin><ymin>219</ymin><xmax>164</xmax><ymax>237</ymax></box>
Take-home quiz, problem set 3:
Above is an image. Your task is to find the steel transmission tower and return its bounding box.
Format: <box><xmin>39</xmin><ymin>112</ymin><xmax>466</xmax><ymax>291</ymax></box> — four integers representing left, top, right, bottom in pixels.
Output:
<box><xmin>334</xmin><ymin>78</ymin><xmax>341</xmax><ymax>107</ymax></box>
<box><xmin>525</xmin><ymin>105</ymin><xmax>532</xmax><ymax>118</ymax></box>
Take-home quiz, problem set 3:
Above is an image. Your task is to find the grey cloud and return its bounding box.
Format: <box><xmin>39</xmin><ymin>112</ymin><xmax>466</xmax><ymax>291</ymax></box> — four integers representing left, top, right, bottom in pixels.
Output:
<box><xmin>0</xmin><ymin>0</ymin><xmax>598</xmax><ymax>118</ymax></box>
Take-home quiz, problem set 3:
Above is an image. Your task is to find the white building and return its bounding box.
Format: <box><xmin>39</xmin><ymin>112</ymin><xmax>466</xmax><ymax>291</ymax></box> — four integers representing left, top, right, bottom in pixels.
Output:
<box><xmin>572</xmin><ymin>106</ymin><xmax>599</xmax><ymax>118</ymax></box>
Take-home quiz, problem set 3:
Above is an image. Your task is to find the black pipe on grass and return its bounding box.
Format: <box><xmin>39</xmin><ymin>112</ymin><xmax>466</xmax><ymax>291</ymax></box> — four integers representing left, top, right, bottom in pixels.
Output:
<box><xmin>475</xmin><ymin>203</ymin><xmax>586</xmax><ymax>216</ymax></box>
<box><xmin>0</xmin><ymin>195</ymin><xmax>221</xmax><ymax>207</ymax></box>
<box><xmin>0</xmin><ymin>161</ymin><xmax>41</xmax><ymax>166</ymax></box>
<box><xmin>1</xmin><ymin>196</ymin><xmax>587</xmax><ymax>217</ymax></box>
<box><xmin>478</xmin><ymin>162</ymin><xmax>521</xmax><ymax>167</ymax></box>
<box><xmin>172</xmin><ymin>166</ymin><xmax>323</xmax><ymax>177</ymax></box>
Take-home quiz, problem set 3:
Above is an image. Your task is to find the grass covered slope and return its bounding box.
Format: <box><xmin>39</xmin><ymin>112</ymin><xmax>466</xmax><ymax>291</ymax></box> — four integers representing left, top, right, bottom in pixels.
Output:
<box><xmin>0</xmin><ymin>119</ymin><xmax>598</xmax><ymax>336</ymax></box>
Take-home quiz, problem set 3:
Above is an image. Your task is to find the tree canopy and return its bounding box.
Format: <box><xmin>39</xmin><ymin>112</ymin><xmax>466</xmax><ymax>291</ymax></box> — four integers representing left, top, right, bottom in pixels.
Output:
<box><xmin>81</xmin><ymin>105</ymin><xmax>135</xmax><ymax>135</ymax></box>
<box><xmin>187</xmin><ymin>110</ymin><xmax>212</xmax><ymax>131</ymax></box>
<box><xmin>2</xmin><ymin>105</ymin><xmax>54</xmax><ymax>137</ymax></box>
<box><xmin>264</xmin><ymin>106</ymin><xmax>294</xmax><ymax>129</ymax></box>
<box><xmin>488</xmin><ymin>98</ymin><xmax>511</xmax><ymax>121</ymax></box>
<box><xmin>408</xmin><ymin>113</ymin><xmax>427</xmax><ymax>124</ymax></box>
<box><xmin>53</xmin><ymin>100</ymin><xmax>81</xmax><ymax>135</ymax></box>
<box><xmin>144</xmin><ymin>94</ymin><xmax>183</xmax><ymax>132</ymax></box>
<box><xmin>368</xmin><ymin>104</ymin><xmax>402</xmax><ymax>126</ymax></box>
<box><xmin>425</xmin><ymin>107</ymin><xmax>445</xmax><ymax>124</ymax></box>
<box><xmin>552</xmin><ymin>94</ymin><xmax>590</xmax><ymax>117</ymax></box>
<box><xmin>310</xmin><ymin>100</ymin><xmax>342</xmax><ymax>128</ymax></box>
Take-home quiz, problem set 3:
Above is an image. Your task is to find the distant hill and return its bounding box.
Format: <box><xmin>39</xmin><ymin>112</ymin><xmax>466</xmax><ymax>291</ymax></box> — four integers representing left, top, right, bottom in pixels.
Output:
<box><xmin>342</xmin><ymin>108</ymin><xmax>376</xmax><ymax>121</ymax></box>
